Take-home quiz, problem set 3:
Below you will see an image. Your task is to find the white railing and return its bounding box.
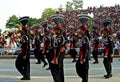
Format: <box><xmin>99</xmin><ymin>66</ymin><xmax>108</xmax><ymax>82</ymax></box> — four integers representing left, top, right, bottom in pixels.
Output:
<box><xmin>0</xmin><ymin>47</ymin><xmax>119</xmax><ymax>56</ymax></box>
<box><xmin>0</xmin><ymin>48</ymin><xmax>19</xmax><ymax>56</ymax></box>
<box><xmin>0</xmin><ymin>48</ymin><xmax>35</xmax><ymax>56</ymax></box>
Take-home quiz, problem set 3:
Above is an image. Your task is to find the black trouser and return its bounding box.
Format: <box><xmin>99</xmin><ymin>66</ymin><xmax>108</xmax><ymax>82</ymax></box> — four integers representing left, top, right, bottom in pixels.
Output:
<box><xmin>34</xmin><ymin>49</ymin><xmax>41</xmax><ymax>63</ymax></box>
<box><xmin>39</xmin><ymin>51</ymin><xmax>47</xmax><ymax>64</ymax></box>
<box><xmin>45</xmin><ymin>52</ymin><xmax>52</xmax><ymax>68</ymax></box>
<box><xmin>76</xmin><ymin>61</ymin><xmax>89</xmax><ymax>82</ymax></box>
<box><xmin>92</xmin><ymin>50</ymin><xmax>98</xmax><ymax>62</ymax></box>
<box><xmin>15</xmin><ymin>57</ymin><xmax>30</xmax><ymax>78</ymax></box>
<box><xmin>69</xmin><ymin>49</ymin><xmax>77</xmax><ymax>60</ymax></box>
<box><xmin>103</xmin><ymin>58</ymin><xmax>112</xmax><ymax>75</ymax></box>
<box><xmin>50</xmin><ymin>64</ymin><xmax>64</xmax><ymax>82</ymax></box>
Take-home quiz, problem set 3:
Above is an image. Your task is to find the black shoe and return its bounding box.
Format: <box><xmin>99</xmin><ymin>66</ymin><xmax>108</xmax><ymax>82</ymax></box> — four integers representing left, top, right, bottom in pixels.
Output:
<box><xmin>104</xmin><ymin>74</ymin><xmax>112</xmax><ymax>79</ymax></box>
<box><xmin>46</xmin><ymin>67</ymin><xmax>50</xmax><ymax>70</ymax></box>
<box><xmin>21</xmin><ymin>77</ymin><xmax>30</xmax><ymax>80</ymax></box>
<box><xmin>42</xmin><ymin>63</ymin><xmax>47</xmax><ymax>68</ymax></box>
<box><xmin>89</xmin><ymin>58</ymin><xmax>92</xmax><ymax>61</ymax></box>
<box><xmin>72</xmin><ymin>59</ymin><xmax>77</xmax><ymax>63</ymax></box>
<box><xmin>93</xmin><ymin>61</ymin><xmax>99</xmax><ymax>64</ymax></box>
<box><xmin>36</xmin><ymin>62</ymin><xmax>41</xmax><ymax>64</ymax></box>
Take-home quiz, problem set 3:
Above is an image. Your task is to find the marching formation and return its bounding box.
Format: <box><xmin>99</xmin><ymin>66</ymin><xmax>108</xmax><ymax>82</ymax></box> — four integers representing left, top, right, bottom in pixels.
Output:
<box><xmin>15</xmin><ymin>12</ymin><xmax>120</xmax><ymax>82</ymax></box>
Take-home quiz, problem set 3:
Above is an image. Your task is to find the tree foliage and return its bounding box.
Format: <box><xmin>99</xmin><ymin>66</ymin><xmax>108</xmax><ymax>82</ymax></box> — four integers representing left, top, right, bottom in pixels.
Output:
<box><xmin>41</xmin><ymin>8</ymin><xmax>56</xmax><ymax>20</ymax></box>
<box><xmin>27</xmin><ymin>18</ymin><xmax>39</xmax><ymax>27</ymax></box>
<box><xmin>6</xmin><ymin>15</ymin><xmax>41</xmax><ymax>29</ymax></box>
<box><xmin>6</xmin><ymin>15</ymin><xmax>19</xmax><ymax>28</ymax></box>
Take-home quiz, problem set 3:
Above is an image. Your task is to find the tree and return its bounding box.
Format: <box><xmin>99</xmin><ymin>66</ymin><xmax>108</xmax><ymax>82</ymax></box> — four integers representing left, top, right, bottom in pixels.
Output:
<box><xmin>41</xmin><ymin>8</ymin><xmax>56</xmax><ymax>20</ymax></box>
<box><xmin>27</xmin><ymin>18</ymin><xmax>39</xmax><ymax>27</ymax></box>
<box><xmin>0</xmin><ymin>29</ymin><xmax>1</xmax><ymax>32</ymax></box>
<box><xmin>72</xmin><ymin>0</ymin><xmax>83</xmax><ymax>10</ymax></box>
<box><xmin>6</xmin><ymin>15</ymin><xmax>19</xmax><ymax>28</ymax></box>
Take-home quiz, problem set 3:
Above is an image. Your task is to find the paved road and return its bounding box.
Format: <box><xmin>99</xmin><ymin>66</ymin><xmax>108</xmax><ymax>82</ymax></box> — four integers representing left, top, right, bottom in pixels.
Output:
<box><xmin>0</xmin><ymin>58</ymin><xmax>120</xmax><ymax>82</ymax></box>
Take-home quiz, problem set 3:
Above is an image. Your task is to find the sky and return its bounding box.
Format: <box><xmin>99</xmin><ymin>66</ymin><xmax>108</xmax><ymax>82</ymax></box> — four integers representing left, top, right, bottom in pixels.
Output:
<box><xmin>0</xmin><ymin>0</ymin><xmax>120</xmax><ymax>31</ymax></box>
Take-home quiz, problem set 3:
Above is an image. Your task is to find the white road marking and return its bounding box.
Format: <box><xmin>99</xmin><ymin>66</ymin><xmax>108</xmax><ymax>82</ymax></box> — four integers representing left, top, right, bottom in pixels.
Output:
<box><xmin>16</xmin><ymin>75</ymin><xmax>105</xmax><ymax>78</ymax></box>
<box><xmin>0</xmin><ymin>67</ymin><xmax>120</xmax><ymax>71</ymax></box>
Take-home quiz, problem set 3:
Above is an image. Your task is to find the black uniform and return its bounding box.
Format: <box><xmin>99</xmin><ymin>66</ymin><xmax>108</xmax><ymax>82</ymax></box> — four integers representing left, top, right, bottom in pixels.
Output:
<box><xmin>76</xmin><ymin>35</ymin><xmax>89</xmax><ymax>82</ymax></box>
<box><xmin>34</xmin><ymin>35</ymin><xmax>41</xmax><ymax>64</ymax></box>
<box><xmin>76</xmin><ymin>14</ymin><xmax>91</xmax><ymax>82</ymax></box>
<box><xmin>92</xmin><ymin>26</ymin><xmax>99</xmax><ymax>64</ymax></box>
<box><xmin>50</xmin><ymin>14</ymin><xmax>65</xmax><ymax>82</ymax></box>
<box><xmin>15</xmin><ymin>34</ymin><xmax>30</xmax><ymax>80</ymax></box>
<box><xmin>43</xmin><ymin>34</ymin><xmax>51</xmax><ymax>69</ymax></box>
<box><xmin>101</xmin><ymin>18</ymin><xmax>113</xmax><ymax>78</ymax></box>
<box><xmin>92</xmin><ymin>34</ymin><xmax>99</xmax><ymax>64</ymax></box>
<box><xmin>39</xmin><ymin>34</ymin><xmax>48</xmax><ymax>68</ymax></box>
<box><xmin>103</xmin><ymin>35</ymin><xmax>114</xmax><ymax>78</ymax></box>
<box><xmin>50</xmin><ymin>34</ymin><xmax>65</xmax><ymax>82</ymax></box>
<box><xmin>69</xmin><ymin>34</ymin><xmax>77</xmax><ymax>62</ymax></box>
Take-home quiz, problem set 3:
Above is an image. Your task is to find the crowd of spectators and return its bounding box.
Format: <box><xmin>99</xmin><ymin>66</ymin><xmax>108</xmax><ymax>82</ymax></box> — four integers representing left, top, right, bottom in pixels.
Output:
<box><xmin>0</xmin><ymin>31</ymin><xmax>20</xmax><ymax>55</ymax></box>
<box><xmin>0</xmin><ymin>4</ymin><xmax>120</xmax><ymax>55</ymax></box>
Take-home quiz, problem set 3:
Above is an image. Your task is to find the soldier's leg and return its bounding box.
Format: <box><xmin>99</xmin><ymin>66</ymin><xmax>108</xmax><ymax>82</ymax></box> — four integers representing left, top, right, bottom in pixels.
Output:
<box><xmin>23</xmin><ymin>61</ymin><xmax>30</xmax><ymax>80</ymax></box>
<box><xmin>34</xmin><ymin>49</ymin><xmax>41</xmax><ymax>64</ymax></box>
<box><xmin>103</xmin><ymin>58</ymin><xmax>112</xmax><ymax>78</ymax></box>
<box><xmin>94</xmin><ymin>51</ymin><xmax>99</xmax><ymax>63</ymax></box>
<box><xmin>72</xmin><ymin>49</ymin><xmax>77</xmax><ymax>62</ymax></box>
<box><xmin>50</xmin><ymin>64</ymin><xmax>61</xmax><ymax>82</ymax></box>
<box><xmin>60</xmin><ymin>67</ymin><xmax>64</xmax><ymax>82</ymax></box>
<box><xmin>37</xmin><ymin>52</ymin><xmax>41</xmax><ymax>64</ymax></box>
<box><xmin>106</xmin><ymin>61</ymin><xmax>112</xmax><ymax>76</ymax></box>
<box><xmin>40</xmin><ymin>52</ymin><xmax>47</xmax><ymax>68</ymax></box>
<box><xmin>76</xmin><ymin>61</ymin><xmax>83</xmax><ymax>78</ymax></box>
<box><xmin>82</xmin><ymin>69</ymin><xmax>88</xmax><ymax>82</ymax></box>
<box><xmin>70</xmin><ymin>49</ymin><xmax>77</xmax><ymax>62</ymax></box>
<box><xmin>92</xmin><ymin>51</ymin><xmax>96</xmax><ymax>63</ymax></box>
<box><xmin>46</xmin><ymin>53</ymin><xmax>52</xmax><ymax>70</ymax></box>
<box><xmin>15</xmin><ymin>60</ymin><xmax>25</xmax><ymax>76</ymax></box>
<box><xmin>103</xmin><ymin>58</ymin><xmax>108</xmax><ymax>74</ymax></box>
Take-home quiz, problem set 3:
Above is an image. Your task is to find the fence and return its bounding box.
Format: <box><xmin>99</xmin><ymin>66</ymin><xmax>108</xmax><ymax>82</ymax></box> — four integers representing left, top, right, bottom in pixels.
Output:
<box><xmin>0</xmin><ymin>47</ymin><xmax>120</xmax><ymax>56</ymax></box>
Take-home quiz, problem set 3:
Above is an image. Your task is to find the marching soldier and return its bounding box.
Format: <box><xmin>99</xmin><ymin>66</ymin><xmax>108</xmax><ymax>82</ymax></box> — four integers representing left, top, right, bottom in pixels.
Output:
<box><xmin>68</xmin><ymin>30</ymin><xmax>78</xmax><ymax>62</ymax></box>
<box><xmin>75</xmin><ymin>14</ymin><xmax>90</xmax><ymax>82</ymax></box>
<box><xmin>34</xmin><ymin>29</ymin><xmax>48</xmax><ymax>67</ymax></box>
<box><xmin>15</xmin><ymin>16</ymin><xmax>30</xmax><ymax>80</ymax></box>
<box><xmin>91</xmin><ymin>26</ymin><xmax>100</xmax><ymax>64</ymax></box>
<box><xmin>42</xmin><ymin>21</ymin><xmax>52</xmax><ymax>70</ymax></box>
<box><xmin>38</xmin><ymin>32</ymin><xmax>48</xmax><ymax>68</ymax></box>
<box><xmin>101</xmin><ymin>19</ymin><xmax>114</xmax><ymax>79</ymax></box>
<box><xmin>34</xmin><ymin>30</ymin><xmax>41</xmax><ymax>64</ymax></box>
<box><xmin>50</xmin><ymin>14</ymin><xmax>65</xmax><ymax>82</ymax></box>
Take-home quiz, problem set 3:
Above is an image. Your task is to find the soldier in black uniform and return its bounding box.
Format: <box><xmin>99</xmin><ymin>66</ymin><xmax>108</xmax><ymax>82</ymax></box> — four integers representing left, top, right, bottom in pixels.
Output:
<box><xmin>15</xmin><ymin>16</ymin><xmax>30</xmax><ymax>80</ymax></box>
<box><xmin>101</xmin><ymin>19</ymin><xmax>114</xmax><ymax>79</ymax></box>
<box><xmin>68</xmin><ymin>30</ymin><xmax>77</xmax><ymax>62</ymax></box>
<box><xmin>92</xmin><ymin>26</ymin><xmax>99</xmax><ymax>64</ymax></box>
<box><xmin>75</xmin><ymin>14</ymin><xmax>90</xmax><ymax>82</ymax></box>
<box><xmin>42</xmin><ymin>21</ymin><xmax>52</xmax><ymax>70</ymax></box>
<box><xmin>50</xmin><ymin>14</ymin><xmax>65</xmax><ymax>82</ymax></box>
<box><xmin>34</xmin><ymin>30</ymin><xmax>41</xmax><ymax>64</ymax></box>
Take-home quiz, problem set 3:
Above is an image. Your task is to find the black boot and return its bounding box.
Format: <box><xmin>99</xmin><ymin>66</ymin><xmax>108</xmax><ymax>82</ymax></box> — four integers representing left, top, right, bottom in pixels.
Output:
<box><xmin>42</xmin><ymin>62</ymin><xmax>47</xmax><ymax>68</ymax></box>
<box><xmin>104</xmin><ymin>74</ymin><xmax>112</xmax><ymax>79</ymax></box>
<box><xmin>21</xmin><ymin>76</ymin><xmax>30</xmax><ymax>80</ymax></box>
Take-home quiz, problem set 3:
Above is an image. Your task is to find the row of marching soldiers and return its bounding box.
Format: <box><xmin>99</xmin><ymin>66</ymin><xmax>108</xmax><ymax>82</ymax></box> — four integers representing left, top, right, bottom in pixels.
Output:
<box><xmin>15</xmin><ymin>14</ymin><xmax>120</xmax><ymax>82</ymax></box>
